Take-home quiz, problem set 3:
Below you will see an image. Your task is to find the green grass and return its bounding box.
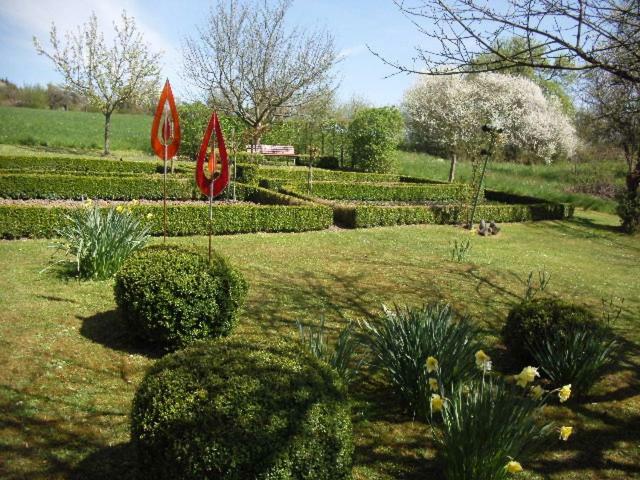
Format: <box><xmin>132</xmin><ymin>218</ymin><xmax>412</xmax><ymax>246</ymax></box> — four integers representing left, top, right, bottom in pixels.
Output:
<box><xmin>1</xmin><ymin>210</ymin><xmax>638</xmax><ymax>480</ymax></box>
<box><xmin>0</xmin><ymin>106</ymin><xmax>150</xmax><ymax>152</ymax></box>
<box><xmin>397</xmin><ymin>151</ymin><xmax>626</xmax><ymax>214</ymax></box>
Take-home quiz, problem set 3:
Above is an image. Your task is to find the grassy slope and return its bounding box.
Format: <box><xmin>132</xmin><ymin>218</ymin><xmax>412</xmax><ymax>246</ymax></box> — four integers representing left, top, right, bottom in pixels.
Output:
<box><xmin>397</xmin><ymin>151</ymin><xmax>626</xmax><ymax>214</ymax></box>
<box><xmin>0</xmin><ymin>106</ymin><xmax>150</xmax><ymax>151</ymax></box>
<box><xmin>1</xmin><ymin>210</ymin><xmax>638</xmax><ymax>480</ymax></box>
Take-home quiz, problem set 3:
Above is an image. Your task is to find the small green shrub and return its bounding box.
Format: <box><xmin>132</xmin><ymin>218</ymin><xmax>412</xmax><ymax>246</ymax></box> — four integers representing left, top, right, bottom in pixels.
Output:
<box><xmin>361</xmin><ymin>303</ymin><xmax>481</xmax><ymax>420</ymax></box>
<box><xmin>450</xmin><ymin>239</ymin><xmax>471</xmax><ymax>262</ymax></box>
<box><xmin>130</xmin><ymin>338</ymin><xmax>353</xmax><ymax>480</ymax></box>
<box><xmin>53</xmin><ymin>203</ymin><xmax>149</xmax><ymax>279</ymax></box>
<box><xmin>435</xmin><ymin>377</ymin><xmax>555</xmax><ymax>480</ymax></box>
<box><xmin>616</xmin><ymin>188</ymin><xmax>640</xmax><ymax>234</ymax></box>
<box><xmin>348</xmin><ymin>107</ymin><xmax>404</xmax><ymax>173</ymax></box>
<box><xmin>526</xmin><ymin>322</ymin><xmax>618</xmax><ymax>396</ymax></box>
<box><xmin>502</xmin><ymin>298</ymin><xmax>599</xmax><ymax>364</ymax></box>
<box><xmin>114</xmin><ymin>246</ymin><xmax>248</xmax><ymax>350</ymax></box>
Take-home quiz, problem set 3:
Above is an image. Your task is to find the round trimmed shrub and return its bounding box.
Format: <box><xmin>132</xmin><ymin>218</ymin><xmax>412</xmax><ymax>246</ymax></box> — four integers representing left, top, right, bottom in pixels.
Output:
<box><xmin>131</xmin><ymin>338</ymin><xmax>354</xmax><ymax>480</ymax></box>
<box><xmin>502</xmin><ymin>298</ymin><xmax>598</xmax><ymax>364</ymax></box>
<box><xmin>114</xmin><ymin>246</ymin><xmax>247</xmax><ymax>350</ymax></box>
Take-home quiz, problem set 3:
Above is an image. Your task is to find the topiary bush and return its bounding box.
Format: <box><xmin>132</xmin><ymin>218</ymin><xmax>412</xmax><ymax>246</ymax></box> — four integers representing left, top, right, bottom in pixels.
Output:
<box><xmin>348</xmin><ymin>107</ymin><xmax>404</xmax><ymax>173</ymax></box>
<box><xmin>114</xmin><ymin>246</ymin><xmax>248</xmax><ymax>350</ymax></box>
<box><xmin>131</xmin><ymin>338</ymin><xmax>354</xmax><ymax>480</ymax></box>
<box><xmin>502</xmin><ymin>298</ymin><xmax>598</xmax><ymax>364</ymax></box>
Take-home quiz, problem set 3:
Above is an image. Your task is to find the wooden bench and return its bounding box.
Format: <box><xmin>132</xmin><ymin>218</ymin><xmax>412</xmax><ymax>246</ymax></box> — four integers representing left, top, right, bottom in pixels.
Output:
<box><xmin>246</xmin><ymin>144</ymin><xmax>297</xmax><ymax>164</ymax></box>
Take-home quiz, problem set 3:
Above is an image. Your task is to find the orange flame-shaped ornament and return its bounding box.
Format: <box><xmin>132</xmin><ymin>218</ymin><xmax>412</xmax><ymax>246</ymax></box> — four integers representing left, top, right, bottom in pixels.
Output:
<box><xmin>195</xmin><ymin>111</ymin><xmax>229</xmax><ymax>197</ymax></box>
<box><xmin>151</xmin><ymin>79</ymin><xmax>181</xmax><ymax>159</ymax></box>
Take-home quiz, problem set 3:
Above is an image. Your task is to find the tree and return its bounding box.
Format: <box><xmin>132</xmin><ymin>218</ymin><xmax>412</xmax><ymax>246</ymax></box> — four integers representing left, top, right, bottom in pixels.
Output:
<box><xmin>377</xmin><ymin>0</ymin><xmax>640</xmax><ymax>85</ymax></box>
<box><xmin>183</xmin><ymin>0</ymin><xmax>337</xmax><ymax>148</ymax></box>
<box><xmin>403</xmin><ymin>73</ymin><xmax>576</xmax><ymax>180</ymax></box>
<box><xmin>348</xmin><ymin>107</ymin><xmax>404</xmax><ymax>173</ymax></box>
<box><xmin>34</xmin><ymin>12</ymin><xmax>161</xmax><ymax>155</ymax></box>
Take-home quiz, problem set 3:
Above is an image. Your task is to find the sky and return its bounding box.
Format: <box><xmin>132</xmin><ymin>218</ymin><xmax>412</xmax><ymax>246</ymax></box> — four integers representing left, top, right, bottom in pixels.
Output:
<box><xmin>0</xmin><ymin>0</ymin><xmax>438</xmax><ymax>107</ymax></box>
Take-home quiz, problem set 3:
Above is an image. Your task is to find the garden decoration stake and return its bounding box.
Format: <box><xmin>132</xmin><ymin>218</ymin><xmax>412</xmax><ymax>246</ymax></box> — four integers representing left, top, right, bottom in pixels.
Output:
<box><xmin>195</xmin><ymin>110</ymin><xmax>230</xmax><ymax>262</ymax></box>
<box><xmin>467</xmin><ymin>124</ymin><xmax>502</xmax><ymax>229</ymax></box>
<box><xmin>151</xmin><ymin>79</ymin><xmax>181</xmax><ymax>243</ymax></box>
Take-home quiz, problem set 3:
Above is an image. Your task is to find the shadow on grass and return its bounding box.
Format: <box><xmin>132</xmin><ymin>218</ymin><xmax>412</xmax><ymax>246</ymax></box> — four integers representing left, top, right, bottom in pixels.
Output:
<box><xmin>78</xmin><ymin>310</ymin><xmax>164</xmax><ymax>359</ymax></box>
<box><xmin>70</xmin><ymin>443</ymin><xmax>137</xmax><ymax>480</ymax></box>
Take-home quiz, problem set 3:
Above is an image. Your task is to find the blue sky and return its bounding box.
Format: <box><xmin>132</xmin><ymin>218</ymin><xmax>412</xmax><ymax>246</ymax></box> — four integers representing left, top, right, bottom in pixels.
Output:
<box><xmin>0</xmin><ymin>0</ymin><xmax>437</xmax><ymax>106</ymax></box>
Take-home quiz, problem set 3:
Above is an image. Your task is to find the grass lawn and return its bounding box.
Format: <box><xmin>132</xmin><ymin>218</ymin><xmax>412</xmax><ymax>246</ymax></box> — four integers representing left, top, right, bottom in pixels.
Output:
<box><xmin>1</xmin><ymin>209</ymin><xmax>638</xmax><ymax>480</ymax></box>
<box><xmin>397</xmin><ymin>151</ymin><xmax>627</xmax><ymax>214</ymax></box>
<box><xmin>0</xmin><ymin>107</ymin><xmax>150</xmax><ymax>152</ymax></box>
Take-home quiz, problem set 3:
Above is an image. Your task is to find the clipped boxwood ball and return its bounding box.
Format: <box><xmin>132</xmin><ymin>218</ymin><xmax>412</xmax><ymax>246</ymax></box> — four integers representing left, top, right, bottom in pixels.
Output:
<box><xmin>114</xmin><ymin>246</ymin><xmax>247</xmax><ymax>350</ymax></box>
<box><xmin>131</xmin><ymin>338</ymin><xmax>354</xmax><ymax>480</ymax></box>
<box><xmin>502</xmin><ymin>298</ymin><xmax>597</xmax><ymax>364</ymax></box>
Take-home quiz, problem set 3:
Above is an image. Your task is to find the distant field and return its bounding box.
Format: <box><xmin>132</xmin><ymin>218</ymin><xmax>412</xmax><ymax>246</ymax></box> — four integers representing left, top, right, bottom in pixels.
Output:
<box><xmin>0</xmin><ymin>106</ymin><xmax>150</xmax><ymax>151</ymax></box>
<box><xmin>397</xmin><ymin>151</ymin><xmax>626</xmax><ymax>214</ymax></box>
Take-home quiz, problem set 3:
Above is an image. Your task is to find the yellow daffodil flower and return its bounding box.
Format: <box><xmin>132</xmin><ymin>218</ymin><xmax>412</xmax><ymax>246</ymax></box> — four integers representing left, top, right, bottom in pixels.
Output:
<box><xmin>430</xmin><ymin>394</ymin><xmax>444</xmax><ymax>413</ymax></box>
<box><xmin>428</xmin><ymin>377</ymin><xmax>438</xmax><ymax>392</ymax></box>
<box><xmin>475</xmin><ymin>349</ymin><xmax>492</xmax><ymax>371</ymax></box>
<box><xmin>515</xmin><ymin>366</ymin><xmax>539</xmax><ymax>388</ymax></box>
<box><xmin>530</xmin><ymin>385</ymin><xmax>545</xmax><ymax>400</ymax></box>
<box><xmin>426</xmin><ymin>356</ymin><xmax>439</xmax><ymax>373</ymax></box>
<box><xmin>559</xmin><ymin>425</ymin><xmax>573</xmax><ymax>441</ymax></box>
<box><xmin>505</xmin><ymin>460</ymin><xmax>523</xmax><ymax>473</ymax></box>
<box><xmin>558</xmin><ymin>384</ymin><xmax>572</xmax><ymax>403</ymax></box>
<box><xmin>115</xmin><ymin>205</ymin><xmax>125</xmax><ymax>213</ymax></box>
<box><xmin>146</xmin><ymin>212</ymin><xmax>154</xmax><ymax>219</ymax></box>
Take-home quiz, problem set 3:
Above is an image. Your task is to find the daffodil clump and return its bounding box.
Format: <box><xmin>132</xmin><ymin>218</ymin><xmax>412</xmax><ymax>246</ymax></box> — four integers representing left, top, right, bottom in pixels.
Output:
<box><xmin>428</xmin><ymin>351</ymin><xmax>574</xmax><ymax>480</ymax></box>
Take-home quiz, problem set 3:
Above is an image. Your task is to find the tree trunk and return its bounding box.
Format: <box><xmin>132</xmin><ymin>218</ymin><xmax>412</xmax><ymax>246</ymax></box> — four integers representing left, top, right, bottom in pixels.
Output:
<box><xmin>103</xmin><ymin>111</ymin><xmax>112</xmax><ymax>155</ymax></box>
<box><xmin>448</xmin><ymin>152</ymin><xmax>457</xmax><ymax>182</ymax></box>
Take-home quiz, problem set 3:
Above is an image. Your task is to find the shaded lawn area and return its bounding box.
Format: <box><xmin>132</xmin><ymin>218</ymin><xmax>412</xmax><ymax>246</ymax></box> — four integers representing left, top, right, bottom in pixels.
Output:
<box><xmin>0</xmin><ymin>210</ymin><xmax>638</xmax><ymax>480</ymax></box>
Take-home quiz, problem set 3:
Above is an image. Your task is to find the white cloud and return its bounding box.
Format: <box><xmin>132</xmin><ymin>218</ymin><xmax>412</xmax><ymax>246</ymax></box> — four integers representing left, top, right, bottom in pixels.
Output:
<box><xmin>337</xmin><ymin>44</ymin><xmax>366</xmax><ymax>60</ymax></box>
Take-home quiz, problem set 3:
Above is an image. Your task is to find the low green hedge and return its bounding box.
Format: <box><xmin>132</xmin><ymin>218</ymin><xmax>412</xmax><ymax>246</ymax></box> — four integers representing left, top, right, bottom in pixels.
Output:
<box><xmin>0</xmin><ymin>193</ymin><xmax>332</xmax><ymax>239</ymax></box>
<box><xmin>0</xmin><ymin>155</ymin><xmax>193</xmax><ymax>175</ymax></box>
<box><xmin>333</xmin><ymin>202</ymin><xmax>573</xmax><ymax>228</ymax></box>
<box><xmin>237</xmin><ymin>163</ymin><xmax>403</xmax><ymax>185</ymax></box>
<box><xmin>283</xmin><ymin>181</ymin><xmax>480</xmax><ymax>203</ymax></box>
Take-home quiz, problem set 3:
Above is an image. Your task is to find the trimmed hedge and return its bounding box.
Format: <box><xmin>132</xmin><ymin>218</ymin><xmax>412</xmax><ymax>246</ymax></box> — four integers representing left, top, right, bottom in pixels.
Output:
<box><xmin>115</xmin><ymin>246</ymin><xmax>247</xmax><ymax>350</ymax></box>
<box><xmin>332</xmin><ymin>202</ymin><xmax>573</xmax><ymax>228</ymax></box>
<box><xmin>0</xmin><ymin>190</ymin><xmax>332</xmax><ymax>239</ymax></box>
<box><xmin>284</xmin><ymin>181</ymin><xmax>480</xmax><ymax>203</ymax></box>
<box><xmin>0</xmin><ymin>155</ymin><xmax>192</xmax><ymax>175</ymax></box>
<box><xmin>131</xmin><ymin>338</ymin><xmax>353</xmax><ymax>480</ymax></box>
<box><xmin>0</xmin><ymin>173</ymin><xmax>197</xmax><ymax>200</ymax></box>
<box><xmin>237</xmin><ymin>163</ymin><xmax>403</xmax><ymax>185</ymax></box>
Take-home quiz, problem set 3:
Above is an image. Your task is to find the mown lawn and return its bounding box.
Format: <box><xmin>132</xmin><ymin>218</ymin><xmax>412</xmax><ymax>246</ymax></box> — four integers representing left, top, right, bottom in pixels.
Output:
<box><xmin>1</xmin><ymin>210</ymin><xmax>638</xmax><ymax>480</ymax></box>
<box><xmin>397</xmin><ymin>151</ymin><xmax>627</xmax><ymax>214</ymax></box>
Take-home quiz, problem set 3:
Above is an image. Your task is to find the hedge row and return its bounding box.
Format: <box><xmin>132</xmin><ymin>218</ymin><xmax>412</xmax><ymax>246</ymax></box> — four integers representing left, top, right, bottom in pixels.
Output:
<box><xmin>236</xmin><ymin>163</ymin><xmax>404</xmax><ymax>185</ymax></box>
<box><xmin>281</xmin><ymin>181</ymin><xmax>481</xmax><ymax>203</ymax></box>
<box><xmin>333</xmin><ymin>202</ymin><xmax>574</xmax><ymax>228</ymax></box>
<box><xmin>0</xmin><ymin>200</ymin><xmax>332</xmax><ymax>240</ymax></box>
<box><xmin>0</xmin><ymin>173</ymin><xmax>203</xmax><ymax>200</ymax></box>
<box><xmin>0</xmin><ymin>155</ymin><xmax>193</xmax><ymax>175</ymax></box>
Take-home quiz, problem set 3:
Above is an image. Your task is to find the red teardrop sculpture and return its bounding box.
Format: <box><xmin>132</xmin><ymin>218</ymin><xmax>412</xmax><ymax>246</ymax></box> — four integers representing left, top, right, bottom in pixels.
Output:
<box><xmin>195</xmin><ymin>111</ymin><xmax>229</xmax><ymax>197</ymax></box>
<box><xmin>151</xmin><ymin>79</ymin><xmax>181</xmax><ymax>159</ymax></box>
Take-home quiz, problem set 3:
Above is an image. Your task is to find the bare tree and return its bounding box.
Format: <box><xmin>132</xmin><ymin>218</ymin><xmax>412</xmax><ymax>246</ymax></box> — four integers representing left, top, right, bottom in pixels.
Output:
<box><xmin>34</xmin><ymin>12</ymin><xmax>161</xmax><ymax>154</ymax></box>
<box><xmin>375</xmin><ymin>0</ymin><xmax>640</xmax><ymax>85</ymax></box>
<box><xmin>183</xmin><ymin>0</ymin><xmax>337</xmax><ymax>148</ymax></box>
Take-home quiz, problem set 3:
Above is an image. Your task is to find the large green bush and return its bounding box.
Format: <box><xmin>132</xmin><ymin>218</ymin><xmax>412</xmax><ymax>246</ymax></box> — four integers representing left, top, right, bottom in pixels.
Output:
<box><xmin>114</xmin><ymin>246</ymin><xmax>248</xmax><ymax>350</ymax></box>
<box><xmin>348</xmin><ymin>107</ymin><xmax>404</xmax><ymax>173</ymax></box>
<box><xmin>131</xmin><ymin>338</ymin><xmax>353</xmax><ymax>480</ymax></box>
<box><xmin>616</xmin><ymin>188</ymin><xmax>640</xmax><ymax>234</ymax></box>
<box><xmin>502</xmin><ymin>298</ymin><xmax>599</xmax><ymax>364</ymax></box>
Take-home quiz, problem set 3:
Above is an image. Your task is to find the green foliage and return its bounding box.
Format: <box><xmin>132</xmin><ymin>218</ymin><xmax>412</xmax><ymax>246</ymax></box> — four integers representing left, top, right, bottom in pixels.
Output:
<box><xmin>0</xmin><ymin>154</ymin><xmax>191</xmax><ymax>175</ymax></box>
<box><xmin>0</xmin><ymin>173</ymin><xmax>196</xmax><ymax>200</ymax></box>
<box><xmin>297</xmin><ymin>318</ymin><xmax>360</xmax><ymax>385</ymax></box>
<box><xmin>435</xmin><ymin>377</ymin><xmax>555</xmax><ymax>480</ymax></box>
<box><xmin>361</xmin><ymin>303</ymin><xmax>481</xmax><ymax>420</ymax></box>
<box><xmin>114</xmin><ymin>246</ymin><xmax>247</xmax><ymax>350</ymax></box>
<box><xmin>503</xmin><ymin>298</ymin><xmax>599</xmax><ymax>365</ymax></box>
<box><xmin>52</xmin><ymin>204</ymin><xmax>149</xmax><ymax>279</ymax></box>
<box><xmin>527</xmin><ymin>322</ymin><xmax>618</xmax><ymax>396</ymax></box>
<box><xmin>130</xmin><ymin>337</ymin><xmax>353</xmax><ymax>479</ymax></box>
<box><xmin>523</xmin><ymin>269</ymin><xmax>551</xmax><ymax>302</ymax></box>
<box><xmin>616</xmin><ymin>188</ymin><xmax>640</xmax><ymax>233</ymax></box>
<box><xmin>237</xmin><ymin>162</ymin><xmax>403</xmax><ymax>184</ymax></box>
<box><xmin>348</xmin><ymin>107</ymin><xmax>404</xmax><ymax>173</ymax></box>
<box><xmin>332</xmin><ymin>201</ymin><xmax>573</xmax><ymax>229</ymax></box>
<box><xmin>0</xmin><ymin>197</ymin><xmax>332</xmax><ymax>239</ymax></box>
<box><xmin>450</xmin><ymin>239</ymin><xmax>471</xmax><ymax>262</ymax></box>
<box><xmin>286</xmin><ymin>181</ymin><xmax>478</xmax><ymax>203</ymax></box>
<box><xmin>177</xmin><ymin>102</ymin><xmax>210</xmax><ymax>161</ymax></box>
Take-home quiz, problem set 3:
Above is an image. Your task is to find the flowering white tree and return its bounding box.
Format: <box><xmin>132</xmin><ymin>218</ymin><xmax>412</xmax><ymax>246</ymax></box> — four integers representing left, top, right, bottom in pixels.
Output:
<box><xmin>403</xmin><ymin>73</ymin><xmax>577</xmax><ymax>180</ymax></box>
